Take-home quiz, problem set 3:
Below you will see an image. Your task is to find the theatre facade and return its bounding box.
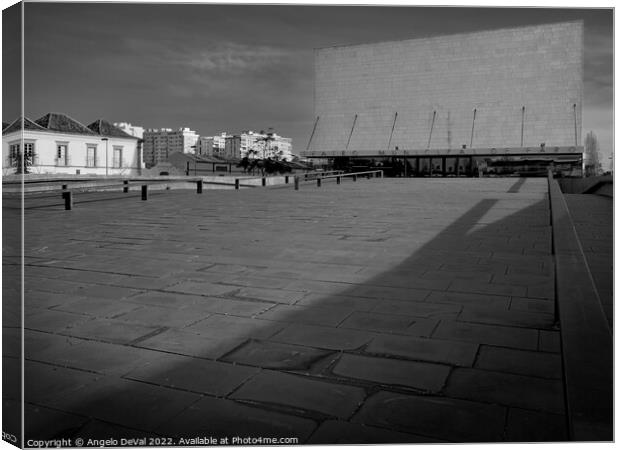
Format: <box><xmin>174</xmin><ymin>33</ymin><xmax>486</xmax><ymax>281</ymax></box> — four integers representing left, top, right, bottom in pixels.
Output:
<box><xmin>302</xmin><ymin>21</ymin><xmax>584</xmax><ymax>177</ymax></box>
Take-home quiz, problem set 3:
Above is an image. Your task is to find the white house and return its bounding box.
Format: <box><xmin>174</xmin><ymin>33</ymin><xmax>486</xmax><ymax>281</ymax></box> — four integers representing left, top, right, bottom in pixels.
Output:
<box><xmin>2</xmin><ymin>112</ymin><xmax>142</xmax><ymax>176</ymax></box>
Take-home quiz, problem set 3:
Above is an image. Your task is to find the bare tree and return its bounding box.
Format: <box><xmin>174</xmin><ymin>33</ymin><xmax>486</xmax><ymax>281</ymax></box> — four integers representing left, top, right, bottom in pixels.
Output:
<box><xmin>585</xmin><ymin>131</ymin><xmax>602</xmax><ymax>176</ymax></box>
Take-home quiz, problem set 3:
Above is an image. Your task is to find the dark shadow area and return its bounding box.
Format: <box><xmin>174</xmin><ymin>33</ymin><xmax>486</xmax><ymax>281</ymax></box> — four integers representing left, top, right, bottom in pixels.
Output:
<box><xmin>563</xmin><ymin>194</ymin><xmax>613</xmax><ymax>328</ymax></box>
<box><xmin>13</xmin><ymin>179</ymin><xmax>603</xmax><ymax>444</ymax></box>
<box><xmin>506</xmin><ymin>177</ymin><xmax>527</xmax><ymax>193</ymax></box>
<box><xmin>2</xmin><ymin>199</ymin><xmax>24</xmax><ymax>447</ymax></box>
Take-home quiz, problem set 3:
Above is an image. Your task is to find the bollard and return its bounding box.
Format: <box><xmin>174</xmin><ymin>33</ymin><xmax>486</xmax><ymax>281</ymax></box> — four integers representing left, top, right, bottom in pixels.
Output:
<box><xmin>337</xmin><ymin>176</ymin><xmax>341</xmax><ymax>185</ymax></box>
<box><xmin>317</xmin><ymin>177</ymin><xmax>321</xmax><ymax>187</ymax></box>
<box><xmin>353</xmin><ymin>174</ymin><xmax>357</xmax><ymax>182</ymax></box>
<box><xmin>285</xmin><ymin>175</ymin><xmax>289</xmax><ymax>184</ymax></box>
<box><xmin>235</xmin><ymin>179</ymin><xmax>240</xmax><ymax>190</ymax></box>
<box><xmin>62</xmin><ymin>191</ymin><xmax>72</xmax><ymax>210</ymax></box>
<box><xmin>197</xmin><ymin>179</ymin><xmax>203</xmax><ymax>194</ymax></box>
<box><xmin>294</xmin><ymin>176</ymin><xmax>299</xmax><ymax>190</ymax></box>
<box><xmin>262</xmin><ymin>177</ymin><xmax>266</xmax><ymax>187</ymax></box>
<box><xmin>141</xmin><ymin>185</ymin><xmax>148</xmax><ymax>201</ymax></box>
<box><xmin>123</xmin><ymin>180</ymin><xmax>129</xmax><ymax>193</ymax></box>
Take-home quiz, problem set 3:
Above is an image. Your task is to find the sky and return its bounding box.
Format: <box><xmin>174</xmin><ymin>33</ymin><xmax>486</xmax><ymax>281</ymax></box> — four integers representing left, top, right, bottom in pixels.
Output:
<box><xmin>2</xmin><ymin>2</ymin><xmax>614</xmax><ymax>165</ymax></box>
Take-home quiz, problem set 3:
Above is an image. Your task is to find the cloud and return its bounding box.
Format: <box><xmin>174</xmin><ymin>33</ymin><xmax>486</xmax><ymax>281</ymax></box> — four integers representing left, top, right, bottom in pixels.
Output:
<box><xmin>187</xmin><ymin>43</ymin><xmax>291</xmax><ymax>75</ymax></box>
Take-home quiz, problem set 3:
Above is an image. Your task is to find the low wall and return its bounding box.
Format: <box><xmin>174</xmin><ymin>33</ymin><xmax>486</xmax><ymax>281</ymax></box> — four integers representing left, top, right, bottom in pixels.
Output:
<box><xmin>547</xmin><ymin>173</ymin><xmax>613</xmax><ymax>440</ymax></box>
<box><xmin>2</xmin><ymin>174</ymin><xmax>295</xmax><ymax>194</ymax></box>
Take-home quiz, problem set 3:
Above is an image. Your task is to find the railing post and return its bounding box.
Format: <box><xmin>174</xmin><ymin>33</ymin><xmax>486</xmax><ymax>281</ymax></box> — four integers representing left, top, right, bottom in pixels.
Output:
<box><xmin>197</xmin><ymin>179</ymin><xmax>203</xmax><ymax>194</ymax></box>
<box><xmin>294</xmin><ymin>176</ymin><xmax>299</xmax><ymax>190</ymax></box>
<box><xmin>262</xmin><ymin>177</ymin><xmax>266</xmax><ymax>187</ymax></box>
<box><xmin>123</xmin><ymin>180</ymin><xmax>129</xmax><ymax>193</ymax></box>
<box><xmin>317</xmin><ymin>177</ymin><xmax>321</xmax><ymax>187</ymax></box>
<box><xmin>62</xmin><ymin>191</ymin><xmax>72</xmax><ymax>210</ymax></box>
<box><xmin>353</xmin><ymin>174</ymin><xmax>357</xmax><ymax>182</ymax></box>
<box><xmin>235</xmin><ymin>179</ymin><xmax>240</xmax><ymax>190</ymax></box>
<box><xmin>337</xmin><ymin>176</ymin><xmax>341</xmax><ymax>185</ymax></box>
<box><xmin>367</xmin><ymin>173</ymin><xmax>371</xmax><ymax>179</ymax></box>
<box><xmin>141</xmin><ymin>185</ymin><xmax>148</xmax><ymax>201</ymax></box>
<box><xmin>285</xmin><ymin>175</ymin><xmax>289</xmax><ymax>184</ymax></box>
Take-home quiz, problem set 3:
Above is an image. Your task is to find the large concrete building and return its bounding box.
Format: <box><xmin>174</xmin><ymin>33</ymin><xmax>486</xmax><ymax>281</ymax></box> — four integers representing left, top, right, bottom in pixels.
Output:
<box><xmin>303</xmin><ymin>21</ymin><xmax>584</xmax><ymax>176</ymax></box>
<box><xmin>142</xmin><ymin>127</ymin><xmax>199</xmax><ymax>168</ymax></box>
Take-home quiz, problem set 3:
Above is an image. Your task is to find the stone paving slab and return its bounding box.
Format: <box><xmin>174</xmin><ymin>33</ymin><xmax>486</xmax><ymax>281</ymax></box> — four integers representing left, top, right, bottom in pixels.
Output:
<box><xmin>229</xmin><ymin>370</ymin><xmax>366</xmax><ymax>419</ymax></box>
<box><xmin>7</xmin><ymin>177</ymin><xmax>575</xmax><ymax>443</ymax></box>
<box><xmin>307</xmin><ymin>419</ymin><xmax>440</xmax><ymax>444</ymax></box>
<box><xmin>24</xmin><ymin>403</ymin><xmax>89</xmax><ymax>440</ymax></box>
<box><xmin>331</xmin><ymin>353</ymin><xmax>450</xmax><ymax>392</ymax></box>
<box><xmin>221</xmin><ymin>339</ymin><xmax>333</xmax><ymax>370</ymax></box>
<box><xmin>505</xmin><ymin>407</ymin><xmax>568</xmax><ymax>442</ymax></box>
<box><xmin>133</xmin><ymin>329</ymin><xmax>246</xmax><ymax>360</ymax></box>
<box><xmin>123</xmin><ymin>353</ymin><xmax>259</xmax><ymax>396</ymax></box>
<box><xmin>445</xmin><ymin>368</ymin><xmax>565</xmax><ymax>414</ymax></box>
<box><xmin>352</xmin><ymin>391</ymin><xmax>507</xmax><ymax>442</ymax></box>
<box><xmin>54</xmin><ymin>377</ymin><xmax>203</xmax><ymax>433</ymax></box>
<box><xmin>365</xmin><ymin>334</ymin><xmax>478</xmax><ymax>366</ymax></box>
<box><xmin>474</xmin><ymin>345</ymin><xmax>562</xmax><ymax>379</ymax></box>
<box><xmin>269</xmin><ymin>323</ymin><xmax>376</xmax><ymax>350</ymax></box>
<box><xmin>159</xmin><ymin>396</ymin><xmax>317</xmax><ymax>441</ymax></box>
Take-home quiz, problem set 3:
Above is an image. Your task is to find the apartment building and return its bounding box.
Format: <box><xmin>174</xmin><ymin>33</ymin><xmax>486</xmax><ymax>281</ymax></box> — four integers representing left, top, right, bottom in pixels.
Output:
<box><xmin>142</xmin><ymin>127</ymin><xmax>199</xmax><ymax>168</ymax></box>
<box><xmin>196</xmin><ymin>132</ymin><xmax>230</xmax><ymax>158</ymax></box>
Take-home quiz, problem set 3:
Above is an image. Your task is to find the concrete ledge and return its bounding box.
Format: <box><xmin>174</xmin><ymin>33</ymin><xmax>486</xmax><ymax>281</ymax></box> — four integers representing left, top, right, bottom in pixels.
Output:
<box><xmin>547</xmin><ymin>174</ymin><xmax>613</xmax><ymax>441</ymax></box>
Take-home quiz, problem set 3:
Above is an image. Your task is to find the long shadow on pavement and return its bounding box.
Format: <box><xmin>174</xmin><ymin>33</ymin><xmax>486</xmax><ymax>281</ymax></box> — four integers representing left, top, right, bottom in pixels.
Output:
<box><xmin>11</xmin><ymin>178</ymin><xmax>577</xmax><ymax>444</ymax></box>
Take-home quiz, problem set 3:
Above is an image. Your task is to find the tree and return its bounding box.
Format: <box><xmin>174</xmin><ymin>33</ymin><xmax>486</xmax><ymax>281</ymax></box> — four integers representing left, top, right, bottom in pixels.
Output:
<box><xmin>585</xmin><ymin>131</ymin><xmax>602</xmax><ymax>177</ymax></box>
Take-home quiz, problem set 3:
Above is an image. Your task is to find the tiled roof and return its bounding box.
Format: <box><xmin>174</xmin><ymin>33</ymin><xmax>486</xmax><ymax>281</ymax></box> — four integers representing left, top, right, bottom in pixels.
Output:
<box><xmin>35</xmin><ymin>112</ymin><xmax>97</xmax><ymax>135</ymax></box>
<box><xmin>2</xmin><ymin>117</ymin><xmax>48</xmax><ymax>135</ymax></box>
<box><xmin>87</xmin><ymin>119</ymin><xmax>137</xmax><ymax>139</ymax></box>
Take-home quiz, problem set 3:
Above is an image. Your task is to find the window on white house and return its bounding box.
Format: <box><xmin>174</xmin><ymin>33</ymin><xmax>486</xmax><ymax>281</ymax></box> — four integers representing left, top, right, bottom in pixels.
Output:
<box><xmin>57</xmin><ymin>143</ymin><xmax>69</xmax><ymax>166</ymax></box>
<box><xmin>86</xmin><ymin>145</ymin><xmax>97</xmax><ymax>167</ymax></box>
<box><xmin>24</xmin><ymin>142</ymin><xmax>36</xmax><ymax>165</ymax></box>
<box><xmin>8</xmin><ymin>143</ymin><xmax>19</xmax><ymax>166</ymax></box>
<box><xmin>113</xmin><ymin>147</ymin><xmax>123</xmax><ymax>168</ymax></box>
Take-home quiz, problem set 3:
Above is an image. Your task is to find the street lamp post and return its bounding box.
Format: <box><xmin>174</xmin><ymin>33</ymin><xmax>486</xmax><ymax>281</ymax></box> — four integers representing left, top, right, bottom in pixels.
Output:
<box><xmin>101</xmin><ymin>137</ymin><xmax>109</xmax><ymax>176</ymax></box>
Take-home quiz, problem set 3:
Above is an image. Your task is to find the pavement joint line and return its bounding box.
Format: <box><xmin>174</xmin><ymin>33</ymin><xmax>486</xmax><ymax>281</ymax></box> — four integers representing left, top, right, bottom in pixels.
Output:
<box><xmin>126</xmin><ymin>327</ymin><xmax>170</xmax><ymax>346</ymax></box>
<box><xmin>23</xmin><ymin>263</ymin><xmax>161</xmax><ymax>280</ymax></box>
<box><xmin>229</xmin><ymin>397</ymin><xmax>326</xmax><ymax>423</ymax></box>
<box><xmin>453</xmin><ymin>316</ymin><xmax>555</xmax><ymax>331</ymax></box>
<box><xmin>25</xmin><ymin>358</ymin><xmax>102</xmax><ymax>375</ymax></box>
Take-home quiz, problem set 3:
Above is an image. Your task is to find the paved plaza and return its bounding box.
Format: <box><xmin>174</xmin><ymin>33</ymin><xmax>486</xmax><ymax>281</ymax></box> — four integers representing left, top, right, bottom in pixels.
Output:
<box><xmin>1</xmin><ymin>177</ymin><xmax>606</xmax><ymax>443</ymax></box>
